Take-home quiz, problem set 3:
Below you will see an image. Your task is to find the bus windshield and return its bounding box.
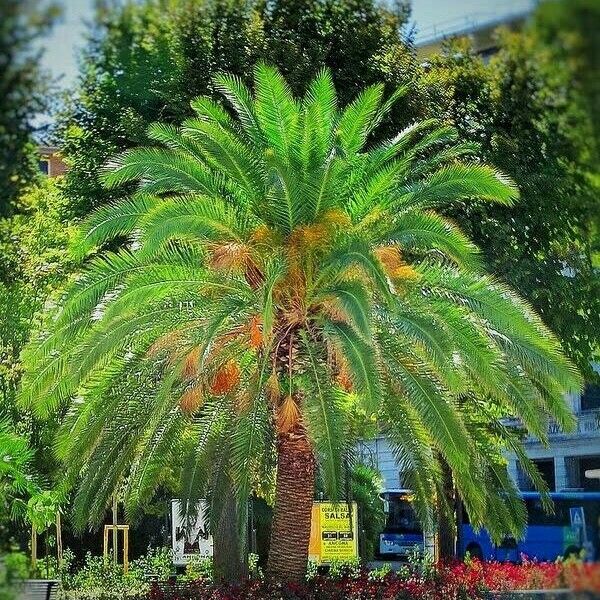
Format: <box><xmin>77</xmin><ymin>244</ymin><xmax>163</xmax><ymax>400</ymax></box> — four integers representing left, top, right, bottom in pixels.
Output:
<box><xmin>385</xmin><ymin>493</ymin><xmax>421</xmax><ymax>533</ymax></box>
<box><xmin>378</xmin><ymin>490</ymin><xmax>424</xmax><ymax>559</ymax></box>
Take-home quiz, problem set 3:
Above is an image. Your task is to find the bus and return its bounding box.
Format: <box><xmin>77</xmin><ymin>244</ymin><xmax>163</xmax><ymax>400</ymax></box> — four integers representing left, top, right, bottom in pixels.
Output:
<box><xmin>378</xmin><ymin>489</ymin><xmax>425</xmax><ymax>559</ymax></box>
<box><xmin>378</xmin><ymin>489</ymin><xmax>600</xmax><ymax>562</ymax></box>
<box><xmin>460</xmin><ymin>491</ymin><xmax>600</xmax><ymax>562</ymax></box>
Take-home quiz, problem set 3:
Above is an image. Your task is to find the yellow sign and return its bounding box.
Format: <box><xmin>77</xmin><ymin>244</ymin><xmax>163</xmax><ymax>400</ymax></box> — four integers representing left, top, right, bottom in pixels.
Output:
<box><xmin>308</xmin><ymin>502</ymin><xmax>358</xmax><ymax>563</ymax></box>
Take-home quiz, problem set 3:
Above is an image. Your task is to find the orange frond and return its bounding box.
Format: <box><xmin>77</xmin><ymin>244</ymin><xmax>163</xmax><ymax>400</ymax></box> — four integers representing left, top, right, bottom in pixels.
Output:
<box><xmin>290</xmin><ymin>223</ymin><xmax>330</xmax><ymax>253</ymax></box>
<box><xmin>250</xmin><ymin>224</ymin><xmax>280</xmax><ymax>247</ymax></box>
<box><xmin>249</xmin><ymin>315</ymin><xmax>263</xmax><ymax>349</ymax></box>
<box><xmin>210</xmin><ymin>360</ymin><xmax>241</xmax><ymax>396</ymax></box>
<box><xmin>179</xmin><ymin>384</ymin><xmax>204</xmax><ymax>415</ymax></box>
<box><xmin>375</xmin><ymin>246</ymin><xmax>420</xmax><ymax>282</ymax></box>
<box><xmin>393</xmin><ymin>265</ymin><xmax>420</xmax><ymax>282</ymax></box>
<box><xmin>276</xmin><ymin>395</ymin><xmax>301</xmax><ymax>434</ymax></box>
<box><xmin>182</xmin><ymin>346</ymin><xmax>201</xmax><ymax>379</ymax></box>
<box><xmin>336</xmin><ymin>368</ymin><xmax>354</xmax><ymax>393</ymax></box>
<box><xmin>375</xmin><ymin>245</ymin><xmax>403</xmax><ymax>274</ymax></box>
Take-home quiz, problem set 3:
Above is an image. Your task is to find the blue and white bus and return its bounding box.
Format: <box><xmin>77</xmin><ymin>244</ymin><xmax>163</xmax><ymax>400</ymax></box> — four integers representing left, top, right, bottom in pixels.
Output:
<box><xmin>378</xmin><ymin>489</ymin><xmax>600</xmax><ymax>562</ymax></box>
<box><xmin>460</xmin><ymin>491</ymin><xmax>600</xmax><ymax>562</ymax></box>
<box><xmin>378</xmin><ymin>489</ymin><xmax>425</xmax><ymax>559</ymax></box>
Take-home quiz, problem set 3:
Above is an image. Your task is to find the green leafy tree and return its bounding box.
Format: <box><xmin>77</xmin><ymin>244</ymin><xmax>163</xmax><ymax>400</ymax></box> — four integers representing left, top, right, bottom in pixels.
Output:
<box><xmin>0</xmin><ymin>422</ymin><xmax>39</xmax><ymax>535</ymax></box>
<box><xmin>58</xmin><ymin>0</ymin><xmax>414</xmax><ymax>215</ymax></box>
<box><xmin>421</xmin><ymin>28</ymin><xmax>600</xmax><ymax>378</ymax></box>
<box><xmin>0</xmin><ymin>0</ymin><xmax>59</xmax><ymax>216</ymax></box>
<box><xmin>21</xmin><ymin>67</ymin><xmax>579</xmax><ymax>580</ymax></box>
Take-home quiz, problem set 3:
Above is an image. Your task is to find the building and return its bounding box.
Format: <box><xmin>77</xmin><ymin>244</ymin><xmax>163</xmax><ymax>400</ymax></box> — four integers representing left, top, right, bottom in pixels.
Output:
<box><xmin>359</xmin><ymin>381</ymin><xmax>600</xmax><ymax>494</ymax></box>
<box><xmin>508</xmin><ymin>380</ymin><xmax>600</xmax><ymax>493</ymax></box>
<box><xmin>38</xmin><ymin>145</ymin><xmax>67</xmax><ymax>178</ymax></box>
<box><xmin>414</xmin><ymin>2</ymin><xmax>535</xmax><ymax>59</ymax></box>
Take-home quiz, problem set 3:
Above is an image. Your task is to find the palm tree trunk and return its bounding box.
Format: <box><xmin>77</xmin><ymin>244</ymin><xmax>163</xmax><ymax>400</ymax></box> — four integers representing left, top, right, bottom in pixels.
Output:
<box><xmin>213</xmin><ymin>481</ymin><xmax>248</xmax><ymax>583</ymax></box>
<box><xmin>267</xmin><ymin>429</ymin><xmax>315</xmax><ymax>582</ymax></box>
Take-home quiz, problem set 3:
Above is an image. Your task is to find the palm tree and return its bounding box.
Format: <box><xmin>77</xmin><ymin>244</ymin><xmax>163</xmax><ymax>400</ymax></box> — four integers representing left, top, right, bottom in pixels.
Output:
<box><xmin>20</xmin><ymin>65</ymin><xmax>580</xmax><ymax>582</ymax></box>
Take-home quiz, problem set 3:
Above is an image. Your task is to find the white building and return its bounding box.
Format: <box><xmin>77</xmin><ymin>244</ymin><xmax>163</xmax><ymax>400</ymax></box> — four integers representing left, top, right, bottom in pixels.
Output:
<box><xmin>359</xmin><ymin>383</ymin><xmax>600</xmax><ymax>494</ymax></box>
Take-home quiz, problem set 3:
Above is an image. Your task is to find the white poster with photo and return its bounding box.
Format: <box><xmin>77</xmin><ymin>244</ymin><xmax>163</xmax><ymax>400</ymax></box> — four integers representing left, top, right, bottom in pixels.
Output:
<box><xmin>171</xmin><ymin>500</ymin><xmax>213</xmax><ymax>565</ymax></box>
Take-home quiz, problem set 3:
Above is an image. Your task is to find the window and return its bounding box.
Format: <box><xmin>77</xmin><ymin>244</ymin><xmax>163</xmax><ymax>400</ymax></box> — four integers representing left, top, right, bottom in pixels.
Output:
<box><xmin>581</xmin><ymin>384</ymin><xmax>600</xmax><ymax>411</ymax></box>
<box><xmin>39</xmin><ymin>159</ymin><xmax>49</xmax><ymax>175</ymax></box>
<box><xmin>386</xmin><ymin>496</ymin><xmax>421</xmax><ymax>533</ymax></box>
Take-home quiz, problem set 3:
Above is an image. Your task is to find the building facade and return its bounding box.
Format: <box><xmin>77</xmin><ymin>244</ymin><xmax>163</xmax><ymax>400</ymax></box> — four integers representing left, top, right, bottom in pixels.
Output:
<box><xmin>359</xmin><ymin>382</ymin><xmax>600</xmax><ymax>494</ymax></box>
<box><xmin>38</xmin><ymin>145</ymin><xmax>67</xmax><ymax>178</ymax></box>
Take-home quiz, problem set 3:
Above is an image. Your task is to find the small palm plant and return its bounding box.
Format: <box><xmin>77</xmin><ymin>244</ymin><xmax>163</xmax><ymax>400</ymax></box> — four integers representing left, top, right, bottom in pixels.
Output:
<box><xmin>20</xmin><ymin>65</ymin><xmax>579</xmax><ymax>581</ymax></box>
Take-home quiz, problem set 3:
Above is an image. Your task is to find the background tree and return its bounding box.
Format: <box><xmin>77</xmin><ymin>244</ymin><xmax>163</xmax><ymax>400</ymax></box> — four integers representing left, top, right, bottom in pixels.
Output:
<box><xmin>58</xmin><ymin>0</ymin><xmax>414</xmax><ymax>215</ymax></box>
<box><xmin>421</xmin><ymin>27</ymin><xmax>599</xmax><ymax>378</ymax></box>
<box><xmin>0</xmin><ymin>0</ymin><xmax>59</xmax><ymax>216</ymax></box>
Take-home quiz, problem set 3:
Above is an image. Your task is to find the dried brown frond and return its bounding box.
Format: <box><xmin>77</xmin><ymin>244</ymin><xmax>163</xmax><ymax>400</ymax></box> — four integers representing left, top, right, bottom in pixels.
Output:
<box><xmin>182</xmin><ymin>346</ymin><xmax>201</xmax><ymax>379</ymax></box>
<box><xmin>249</xmin><ymin>315</ymin><xmax>263</xmax><ymax>349</ymax></box>
<box><xmin>266</xmin><ymin>372</ymin><xmax>281</xmax><ymax>405</ymax></box>
<box><xmin>276</xmin><ymin>395</ymin><xmax>301</xmax><ymax>434</ymax></box>
<box><xmin>179</xmin><ymin>384</ymin><xmax>204</xmax><ymax>415</ymax></box>
<box><xmin>209</xmin><ymin>242</ymin><xmax>251</xmax><ymax>272</ymax></box>
<box><xmin>210</xmin><ymin>360</ymin><xmax>241</xmax><ymax>396</ymax></box>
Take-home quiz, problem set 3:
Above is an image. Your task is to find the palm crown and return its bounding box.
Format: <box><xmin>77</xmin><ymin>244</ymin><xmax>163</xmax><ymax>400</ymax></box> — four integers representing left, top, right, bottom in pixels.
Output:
<box><xmin>20</xmin><ymin>66</ymin><xmax>579</xmax><ymax>577</ymax></box>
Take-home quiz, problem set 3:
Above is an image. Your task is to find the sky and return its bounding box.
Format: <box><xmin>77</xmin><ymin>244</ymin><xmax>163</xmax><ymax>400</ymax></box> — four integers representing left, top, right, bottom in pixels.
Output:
<box><xmin>40</xmin><ymin>0</ymin><xmax>535</xmax><ymax>90</ymax></box>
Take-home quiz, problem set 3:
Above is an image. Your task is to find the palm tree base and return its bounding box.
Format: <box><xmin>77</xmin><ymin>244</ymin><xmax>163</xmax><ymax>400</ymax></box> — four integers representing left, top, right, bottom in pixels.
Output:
<box><xmin>267</xmin><ymin>429</ymin><xmax>315</xmax><ymax>583</ymax></box>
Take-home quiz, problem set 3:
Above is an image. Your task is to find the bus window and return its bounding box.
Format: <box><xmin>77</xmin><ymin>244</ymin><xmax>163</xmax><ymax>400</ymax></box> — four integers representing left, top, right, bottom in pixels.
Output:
<box><xmin>378</xmin><ymin>492</ymin><xmax>424</xmax><ymax>559</ymax></box>
<box><xmin>386</xmin><ymin>496</ymin><xmax>420</xmax><ymax>533</ymax></box>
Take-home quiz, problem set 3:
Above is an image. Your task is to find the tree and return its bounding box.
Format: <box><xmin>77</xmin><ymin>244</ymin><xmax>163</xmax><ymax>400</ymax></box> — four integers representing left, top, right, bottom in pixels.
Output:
<box><xmin>58</xmin><ymin>0</ymin><xmax>414</xmax><ymax>215</ymax></box>
<box><xmin>420</xmin><ymin>26</ymin><xmax>600</xmax><ymax>378</ymax></box>
<box><xmin>21</xmin><ymin>66</ymin><xmax>579</xmax><ymax>581</ymax></box>
<box><xmin>0</xmin><ymin>0</ymin><xmax>59</xmax><ymax>216</ymax></box>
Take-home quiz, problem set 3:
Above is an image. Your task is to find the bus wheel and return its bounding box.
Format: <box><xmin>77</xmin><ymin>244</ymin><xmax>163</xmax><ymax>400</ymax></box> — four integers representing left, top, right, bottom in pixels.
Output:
<box><xmin>466</xmin><ymin>543</ymin><xmax>484</xmax><ymax>561</ymax></box>
<box><xmin>563</xmin><ymin>546</ymin><xmax>580</xmax><ymax>559</ymax></box>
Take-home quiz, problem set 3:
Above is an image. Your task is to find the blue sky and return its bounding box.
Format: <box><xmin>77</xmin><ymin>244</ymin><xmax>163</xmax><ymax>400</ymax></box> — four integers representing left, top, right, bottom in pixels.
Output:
<box><xmin>41</xmin><ymin>0</ymin><xmax>534</xmax><ymax>90</ymax></box>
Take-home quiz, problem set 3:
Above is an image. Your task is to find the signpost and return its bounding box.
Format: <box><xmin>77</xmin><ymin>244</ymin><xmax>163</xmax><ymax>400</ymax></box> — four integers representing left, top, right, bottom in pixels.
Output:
<box><xmin>308</xmin><ymin>502</ymin><xmax>359</xmax><ymax>563</ymax></box>
<box><xmin>171</xmin><ymin>500</ymin><xmax>213</xmax><ymax>566</ymax></box>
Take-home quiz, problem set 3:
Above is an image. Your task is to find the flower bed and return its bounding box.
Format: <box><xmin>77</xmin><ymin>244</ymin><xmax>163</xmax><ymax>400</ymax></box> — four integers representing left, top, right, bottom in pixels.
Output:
<box><xmin>147</xmin><ymin>560</ymin><xmax>600</xmax><ymax>600</ymax></box>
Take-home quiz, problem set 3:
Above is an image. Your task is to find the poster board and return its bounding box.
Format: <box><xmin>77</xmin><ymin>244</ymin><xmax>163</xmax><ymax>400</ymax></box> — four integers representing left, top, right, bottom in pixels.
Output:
<box><xmin>308</xmin><ymin>502</ymin><xmax>359</xmax><ymax>563</ymax></box>
<box><xmin>171</xmin><ymin>500</ymin><xmax>213</xmax><ymax>566</ymax></box>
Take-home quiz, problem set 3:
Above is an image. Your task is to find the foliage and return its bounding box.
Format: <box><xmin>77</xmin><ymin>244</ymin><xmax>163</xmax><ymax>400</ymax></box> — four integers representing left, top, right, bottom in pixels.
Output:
<box><xmin>0</xmin><ymin>0</ymin><xmax>59</xmax><ymax>216</ymax></box>
<box><xmin>350</xmin><ymin>464</ymin><xmax>384</xmax><ymax>561</ymax></box>
<box><xmin>420</xmin><ymin>16</ymin><xmax>600</xmax><ymax>376</ymax></box>
<box><xmin>21</xmin><ymin>64</ymin><xmax>580</xmax><ymax>568</ymax></box>
<box><xmin>59</xmin><ymin>547</ymin><xmax>172</xmax><ymax>598</ymax></box>
<box><xmin>0</xmin><ymin>551</ymin><xmax>29</xmax><ymax>600</ymax></box>
<box><xmin>146</xmin><ymin>559</ymin><xmax>600</xmax><ymax>599</ymax></box>
<box><xmin>58</xmin><ymin>0</ymin><xmax>598</xmax><ymax>378</ymax></box>
<box><xmin>0</xmin><ymin>422</ymin><xmax>38</xmax><ymax>523</ymax></box>
<box><xmin>58</xmin><ymin>0</ymin><xmax>414</xmax><ymax>215</ymax></box>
